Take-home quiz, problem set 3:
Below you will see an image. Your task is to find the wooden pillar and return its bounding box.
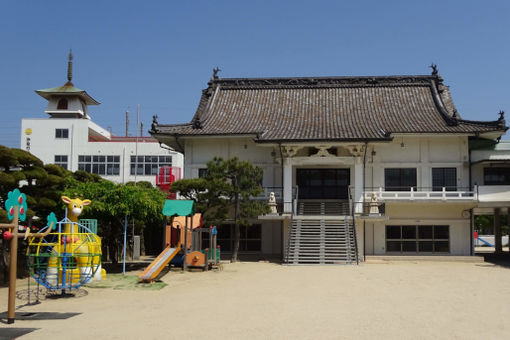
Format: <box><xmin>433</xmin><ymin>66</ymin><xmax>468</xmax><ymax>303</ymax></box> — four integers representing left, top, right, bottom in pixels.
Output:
<box><xmin>283</xmin><ymin>158</ymin><xmax>293</xmax><ymax>213</ymax></box>
<box><xmin>494</xmin><ymin>208</ymin><xmax>502</xmax><ymax>254</ymax></box>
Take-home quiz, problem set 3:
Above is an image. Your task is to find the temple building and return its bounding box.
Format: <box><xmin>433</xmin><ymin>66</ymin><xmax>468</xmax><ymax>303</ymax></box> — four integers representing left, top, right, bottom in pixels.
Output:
<box><xmin>150</xmin><ymin>66</ymin><xmax>510</xmax><ymax>263</ymax></box>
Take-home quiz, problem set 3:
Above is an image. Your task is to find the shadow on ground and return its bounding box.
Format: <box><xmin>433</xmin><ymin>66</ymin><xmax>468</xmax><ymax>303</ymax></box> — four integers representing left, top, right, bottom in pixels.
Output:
<box><xmin>480</xmin><ymin>253</ymin><xmax>510</xmax><ymax>268</ymax></box>
<box><xmin>0</xmin><ymin>311</ymin><xmax>81</xmax><ymax>324</ymax></box>
<box><xmin>103</xmin><ymin>262</ymin><xmax>149</xmax><ymax>273</ymax></box>
<box><xmin>0</xmin><ymin>327</ymin><xmax>38</xmax><ymax>339</ymax></box>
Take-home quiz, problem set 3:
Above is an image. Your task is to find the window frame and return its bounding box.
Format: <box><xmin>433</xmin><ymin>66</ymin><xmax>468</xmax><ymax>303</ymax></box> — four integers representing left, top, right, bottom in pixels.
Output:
<box><xmin>432</xmin><ymin>167</ymin><xmax>457</xmax><ymax>191</ymax></box>
<box><xmin>384</xmin><ymin>168</ymin><xmax>417</xmax><ymax>191</ymax></box>
<box><xmin>55</xmin><ymin>128</ymin><xmax>69</xmax><ymax>139</ymax></box>
<box><xmin>484</xmin><ymin>167</ymin><xmax>510</xmax><ymax>185</ymax></box>
<box><xmin>205</xmin><ymin>224</ymin><xmax>262</xmax><ymax>253</ymax></box>
<box><xmin>54</xmin><ymin>155</ymin><xmax>68</xmax><ymax>170</ymax></box>
<box><xmin>385</xmin><ymin>225</ymin><xmax>450</xmax><ymax>254</ymax></box>
<box><xmin>78</xmin><ymin>154</ymin><xmax>120</xmax><ymax>176</ymax></box>
<box><xmin>130</xmin><ymin>155</ymin><xmax>172</xmax><ymax>176</ymax></box>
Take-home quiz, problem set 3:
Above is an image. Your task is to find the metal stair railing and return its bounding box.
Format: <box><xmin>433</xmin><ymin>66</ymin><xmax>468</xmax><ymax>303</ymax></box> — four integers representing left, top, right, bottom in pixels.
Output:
<box><xmin>350</xmin><ymin>196</ymin><xmax>360</xmax><ymax>264</ymax></box>
<box><xmin>283</xmin><ymin>200</ymin><xmax>295</xmax><ymax>264</ymax></box>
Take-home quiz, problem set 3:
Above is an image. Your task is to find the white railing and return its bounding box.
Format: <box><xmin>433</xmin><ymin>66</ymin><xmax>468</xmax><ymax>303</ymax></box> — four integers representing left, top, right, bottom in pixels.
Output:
<box><xmin>364</xmin><ymin>186</ymin><xmax>477</xmax><ymax>201</ymax></box>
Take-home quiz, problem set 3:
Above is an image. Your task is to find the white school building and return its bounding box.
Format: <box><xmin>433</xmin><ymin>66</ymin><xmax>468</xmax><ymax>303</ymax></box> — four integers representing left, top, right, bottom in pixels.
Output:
<box><xmin>150</xmin><ymin>69</ymin><xmax>510</xmax><ymax>263</ymax></box>
<box><xmin>20</xmin><ymin>53</ymin><xmax>183</xmax><ymax>185</ymax></box>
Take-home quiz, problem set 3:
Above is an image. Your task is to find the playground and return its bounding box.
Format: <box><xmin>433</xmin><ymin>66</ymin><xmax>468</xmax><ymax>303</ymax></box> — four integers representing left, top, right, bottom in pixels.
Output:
<box><xmin>1</xmin><ymin>190</ymin><xmax>510</xmax><ymax>338</ymax></box>
<box><xmin>1</xmin><ymin>259</ymin><xmax>510</xmax><ymax>339</ymax></box>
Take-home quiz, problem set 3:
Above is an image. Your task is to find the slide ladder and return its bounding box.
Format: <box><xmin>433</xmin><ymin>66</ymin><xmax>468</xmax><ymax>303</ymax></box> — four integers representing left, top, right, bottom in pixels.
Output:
<box><xmin>138</xmin><ymin>245</ymin><xmax>181</xmax><ymax>282</ymax></box>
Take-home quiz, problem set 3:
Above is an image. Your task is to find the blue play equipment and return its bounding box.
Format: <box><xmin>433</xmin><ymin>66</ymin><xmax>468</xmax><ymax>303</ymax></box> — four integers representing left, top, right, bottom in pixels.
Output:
<box><xmin>477</xmin><ymin>236</ymin><xmax>494</xmax><ymax>247</ymax></box>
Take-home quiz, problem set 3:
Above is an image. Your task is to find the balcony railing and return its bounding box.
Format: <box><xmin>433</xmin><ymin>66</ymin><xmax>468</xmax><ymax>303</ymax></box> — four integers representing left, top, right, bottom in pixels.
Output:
<box><xmin>363</xmin><ymin>187</ymin><xmax>477</xmax><ymax>201</ymax></box>
<box><xmin>256</xmin><ymin>187</ymin><xmax>299</xmax><ymax>215</ymax></box>
<box><xmin>255</xmin><ymin>186</ymin><xmax>298</xmax><ymax>201</ymax></box>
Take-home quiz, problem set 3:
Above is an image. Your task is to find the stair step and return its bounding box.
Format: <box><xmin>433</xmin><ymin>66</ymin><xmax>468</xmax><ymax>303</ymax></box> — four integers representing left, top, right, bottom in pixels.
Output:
<box><xmin>285</xmin><ymin>217</ymin><xmax>357</xmax><ymax>265</ymax></box>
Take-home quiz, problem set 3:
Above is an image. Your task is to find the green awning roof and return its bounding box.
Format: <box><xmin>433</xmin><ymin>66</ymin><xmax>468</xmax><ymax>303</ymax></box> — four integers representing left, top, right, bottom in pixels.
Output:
<box><xmin>35</xmin><ymin>82</ymin><xmax>100</xmax><ymax>105</ymax></box>
<box><xmin>162</xmin><ymin>200</ymin><xmax>194</xmax><ymax>217</ymax></box>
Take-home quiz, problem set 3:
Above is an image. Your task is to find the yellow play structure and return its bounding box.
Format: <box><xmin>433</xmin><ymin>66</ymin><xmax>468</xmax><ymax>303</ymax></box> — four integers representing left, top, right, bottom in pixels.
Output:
<box><xmin>26</xmin><ymin>196</ymin><xmax>105</xmax><ymax>290</ymax></box>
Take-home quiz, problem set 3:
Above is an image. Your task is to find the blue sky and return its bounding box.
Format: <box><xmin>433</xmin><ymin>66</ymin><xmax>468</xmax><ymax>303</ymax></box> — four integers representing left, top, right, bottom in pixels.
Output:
<box><xmin>1</xmin><ymin>0</ymin><xmax>509</xmax><ymax>147</ymax></box>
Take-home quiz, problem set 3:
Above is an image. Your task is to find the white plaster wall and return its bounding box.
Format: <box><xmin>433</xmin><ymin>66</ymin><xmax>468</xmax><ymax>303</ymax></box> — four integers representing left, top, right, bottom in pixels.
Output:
<box><xmin>185</xmin><ymin>138</ymin><xmax>278</xmax><ymax>186</ymax></box>
<box><xmin>183</xmin><ymin>135</ymin><xmax>470</xmax><ymax>192</ymax></box>
<box><xmin>45</xmin><ymin>97</ymin><xmax>86</xmax><ymax>115</ymax></box>
<box><xmin>261</xmin><ymin>221</ymin><xmax>282</xmax><ymax>256</ymax></box>
<box><xmin>472</xmin><ymin>163</ymin><xmax>485</xmax><ymax>186</ymax></box>
<box><xmin>362</xmin><ymin>203</ymin><xmax>471</xmax><ymax>256</ymax></box>
<box><xmin>472</xmin><ymin>162</ymin><xmax>510</xmax><ymax>187</ymax></box>
<box><xmin>21</xmin><ymin>118</ymin><xmax>183</xmax><ymax>185</ymax></box>
<box><xmin>367</xmin><ymin>136</ymin><xmax>469</xmax><ymax>189</ymax></box>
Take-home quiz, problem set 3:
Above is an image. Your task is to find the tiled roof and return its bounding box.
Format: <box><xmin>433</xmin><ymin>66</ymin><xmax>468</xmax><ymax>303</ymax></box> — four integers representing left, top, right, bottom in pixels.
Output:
<box><xmin>152</xmin><ymin>74</ymin><xmax>506</xmax><ymax>143</ymax></box>
<box><xmin>36</xmin><ymin>82</ymin><xmax>100</xmax><ymax>105</ymax></box>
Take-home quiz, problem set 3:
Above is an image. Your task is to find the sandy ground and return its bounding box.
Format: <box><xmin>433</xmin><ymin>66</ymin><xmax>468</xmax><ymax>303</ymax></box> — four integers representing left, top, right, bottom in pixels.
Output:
<box><xmin>1</xmin><ymin>260</ymin><xmax>510</xmax><ymax>340</ymax></box>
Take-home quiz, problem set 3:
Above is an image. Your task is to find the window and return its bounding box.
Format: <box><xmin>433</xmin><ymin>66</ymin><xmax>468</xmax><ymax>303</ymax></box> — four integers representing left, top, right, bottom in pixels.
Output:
<box><xmin>484</xmin><ymin>167</ymin><xmax>510</xmax><ymax>185</ymax></box>
<box><xmin>78</xmin><ymin>155</ymin><xmax>120</xmax><ymax>175</ymax></box>
<box><xmin>130</xmin><ymin>155</ymin><xmax>172</xmax><ymax>176</ymax></box>
<box><xmin>385</xmin><ymin>168</ymin><xmax>417</xmax><ymax>191</ymax></box>
<box><xmin>54</xmin><ymin>155</ymin><xmax>68</xmax><ymax>170</ymax></box>
<box><xmin>386</xmin><ymin>225</ymin><xmax>449</xmax><ymax>253</ymax></box>
<box><xmin>206</xmin><ymin>224</ymin><xmax>262</xmax><ymax>252</ymax></box>
<box><xmin>57</xmin><ymin>98</ymin><xmax>68</xmax><ymax>110</ymax></box>
<box><xmin>432</xmin><ymin>168</ymin><xmax>457</xmax><ymax>191</ymax></box>
<box><xmin>55</xmin><ymin>128</ymin><xmax>69</xmax><ymax>139</ymax></box>
<box><xmin>198</xmin><ymin>168</ymin><xmax>208</xmax><ymax>178</ymax></box>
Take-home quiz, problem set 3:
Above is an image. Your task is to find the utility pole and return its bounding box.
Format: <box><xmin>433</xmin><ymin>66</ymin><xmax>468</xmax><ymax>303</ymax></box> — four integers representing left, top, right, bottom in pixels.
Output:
<box><xmin>134</xmin><ymin>104</ymin><xmax>140</xmax><ymax>184</ymax></box>
<box><xmin>125</xmin><ymin>109</ymin><xmax>129</xmax><ymax>137</ymax></box>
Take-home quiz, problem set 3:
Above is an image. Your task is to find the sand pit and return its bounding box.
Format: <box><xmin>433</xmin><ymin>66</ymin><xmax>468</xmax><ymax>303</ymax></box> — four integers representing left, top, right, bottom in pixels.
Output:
<box><xmin>1</xmin><ymin>260</ymin><xmax>510</xmax><ymax>339</ymax></box>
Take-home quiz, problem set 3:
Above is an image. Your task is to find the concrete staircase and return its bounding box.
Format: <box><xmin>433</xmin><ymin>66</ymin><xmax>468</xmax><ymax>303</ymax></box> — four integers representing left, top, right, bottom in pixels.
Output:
<box><xmin>284</xmin><ymin>217</ymin><xmax>358</xmax><ymax>265</ymax></box>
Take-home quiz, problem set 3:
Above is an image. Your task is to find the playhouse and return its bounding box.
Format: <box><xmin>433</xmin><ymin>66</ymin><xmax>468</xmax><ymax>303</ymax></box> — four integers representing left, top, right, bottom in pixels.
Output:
<box><xmin>138</xmin><ymin>200</ymin><xmax>220</xmax><ymax>283</ymax></box>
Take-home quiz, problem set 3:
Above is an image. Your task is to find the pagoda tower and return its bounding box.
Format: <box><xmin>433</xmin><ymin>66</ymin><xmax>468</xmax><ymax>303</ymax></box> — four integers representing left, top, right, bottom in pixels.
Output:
<box><xmin>35</xmin><ymin>51</ymin><xmax>99</xmax><ymax>119</ymax></box>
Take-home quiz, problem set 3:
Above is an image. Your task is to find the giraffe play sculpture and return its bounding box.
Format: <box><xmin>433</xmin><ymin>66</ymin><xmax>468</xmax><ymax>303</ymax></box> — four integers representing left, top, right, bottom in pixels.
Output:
<box><xmin>26</xmin><ymin>196</ymin><xmax>104</xmax><ymax>291</ymax></box>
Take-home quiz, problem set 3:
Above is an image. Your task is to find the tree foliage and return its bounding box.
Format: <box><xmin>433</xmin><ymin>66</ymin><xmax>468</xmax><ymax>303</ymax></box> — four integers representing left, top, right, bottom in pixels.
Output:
<box><xmin>0</xmin><ymin>145</ymin><xmax>167</xmax><ymax>267</ymax></box>
<box><xmin>63</xmin><ymin>180</ymin><xmax>167</xmax><ymax>263</ymax></box>
<box><xmin>171</xmin><ymin>157</ymin><xmax>269</xmax><ymax>262</ymax></box>
<box><xmin>0</xmin><ymin>146</ymin><xmax>65</xmax><ymax>224</ymax></box>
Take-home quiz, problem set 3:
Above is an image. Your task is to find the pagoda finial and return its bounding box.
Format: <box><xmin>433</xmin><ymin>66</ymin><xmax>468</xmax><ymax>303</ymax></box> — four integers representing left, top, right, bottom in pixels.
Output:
<box><xmin>67</xmin><ymin>49</ymin><xmax>73</xmax><ymax>83</ymax></box>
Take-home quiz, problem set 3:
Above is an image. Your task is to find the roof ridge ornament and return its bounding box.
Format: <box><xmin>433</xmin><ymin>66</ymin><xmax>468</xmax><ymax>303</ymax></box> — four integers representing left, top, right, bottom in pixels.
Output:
<box><xmin>151</xmin><ymin>115</ymin><xmax>159</xmax><ymax>132</ymax></box>
<box><xmin>212</xmin><ymin>67</ymin><xmax>221</xmax><ymax>80</ymax></box>
<box><xmin>430</xmin><ymin>63</ymin><xmax>438</xmax><ymax>76</ymax></box>
<box><xmin>499</xmin><ymin>110</ymin><xmax>505</xmax><ymax>121</ymax></box>
<box><xmin>66</xmin><ymin>49</ymin><xmax>73</xmax><ymax>85</ymax></box>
